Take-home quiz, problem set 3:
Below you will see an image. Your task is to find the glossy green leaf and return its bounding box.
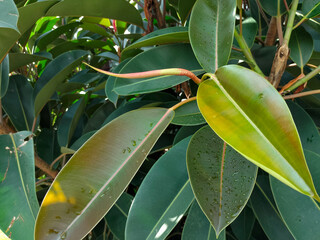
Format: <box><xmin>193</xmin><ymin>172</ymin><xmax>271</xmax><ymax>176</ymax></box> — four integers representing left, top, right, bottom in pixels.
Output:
<box><xmin>187</xmin><ymin>125</ymin><xmax>257</xmax><ymax>235</ymax></box>
<box><xmin>197</xmin><ymin>64</ymin><xmax>320</xmax><ymax>200</ymax></box>
<box><xmin>46</xmin><ymin>0</ymin><xmax>143</xmax><ymax>27</ymax></box>
<box><xmin>289</xmin><ymin>27</ymin><xmax>313</xmax><ymax>68</ymax></box>
<box><xmin>105</xmin><ymin>59</ymin><xmax>130</xmax><ymax>106</ymax></box>
<box><xmin>287</xmin><ymin>101</ymin><xmax>320</xmax><ymax>154</ymax></box>
<box><xmin>36</xmin><ymin>128</ymin><xmax>61</xmax><ymax>167</ymax></box>
<box><xmin>182</xmin><ymin>201</ymin><xmax>226</xmax><ymax>240</ymax></box>
<box><xmin>8</xmin><ymin>52</ymin><xmax>52</xmax><ymax>72</ymax></box>
<box><xmin>2</xmin><ymin>75</ymin><xmax>34</xmax><ymax>131</ymax></box>
<box><xmin>35</xmin><ymin>108</ymin><xmax>174</xmax><ymax>240</ymax></box>
<box><xmin>189</xmin><ymin>0</ymin><xmax>236</xmax><ymax>72</ymax></box>
<box><xmin>250</xmin><ymin>176</ymin><xmax>294</xmax><ymax>240</ymax></box>
<box><xmin>114</xmin><ymin>44</ymin><xmax>204</xmax><ymax>95</ymax></box>
<box><xmin>125</xmin><ymin>137</ymin><xmax>194</xmax><ymax>240</ymax></box>
<box><xmin>234</xmin><ymin>17</ymin><xmax>258</xmax><ymax>49</ymax></box>
<box><xmin>0</xmin><ymin>131</ymin><xmax>38</xmax><ymax>240</ymax></box>
<box><xmin>105</xmin><ymin>192</ymin><xmax>133</xmax><ymax>240</ymax></box>
<box><xmin>302</xmin><ymin>0</ymin><xmax>320</xmax><ymax>18</ymax></box>
<box><xmin>33</xmin><ymin>50</ymin><xmax>89</xmax><ymax>117</ymax></box>
<box><xmin>173</xmin><ymin>125</ymin><xmax>204</xmax><ymax>145</ymax></box>
<box><xmin>57</xmin><ymin>96</ymin><xmax>88</xmax><ymax>147</ymax></box>
<box><xmin>0</xmin><ymin>55</ymin><xmax>9</xmax><ymax>98</ymax></box>
<box><xmin>69</xmin><ymin>131</ymin><xmax>96</xmax><ymax>151</ymax></box>
<box><xmin>0</xmin><ymin>0</ymin><xmax>19</xmax><ymax>32</ymax></box>
<box><xmin>178</xmin><ymin>0</ymin><xmax>196</xmax><ymax>24</ymax></box>
<box><xmin>259</xmin><ymin>0</ymin><xmax>292</xmax><ymax>16</ymax></box>
<box><xmin>230</xmin><ymin>207</ymin><xmax>256</xmax><ymax>240</ymax></box>
<box><xmin>0</xmin><ymin>0</ymin><xmax>59</xmax><ymax>63</ymax></box>
<box><xmin>123</xmin><ymin>27</ymin><xmax>189</xmax><ymax>53</ymax></box>
<box><xmin>270</xmin><ymin>150</ymin><xmax>320</xmax><ymax>240</ymax></box>
<box><xmin>172</xmin><ymin>99</ymin><xmax>206</xmax><ymax>126</ymax></box>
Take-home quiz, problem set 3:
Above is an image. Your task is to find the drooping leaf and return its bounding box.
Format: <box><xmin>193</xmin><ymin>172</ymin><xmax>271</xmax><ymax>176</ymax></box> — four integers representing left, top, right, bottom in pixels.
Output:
<box><xmin>178</xmin><ymin>0</ymin><xmax>196</xmax><ymax>24</ymax></box>
<box><xmin>125</xmin><ymin>137</ymin><xmax>194</xmax><ymax>240</ymax></box>
<box><xmin>289</xmin><ymin>27</ymin><xmax>313</xmax><ymax>68</ymax></box>
<box><xmin>122</xmin><ymin>27</ymin><xmax>189</xmax><ymax>53</ymax></box>
<box><xmin>197</xmin><ymin>64</ymin><xmax>320</xmax><ymax>200</ymax></box>
<box><xmin>189</xmin><ymin>0</ymin><xmax>236</xmax><ymax>72</ymax></box>
<box><xmin>250</xmin><ymin>176</ymin><xmax>294</xmax><ymax>240</ymax></box>
<box><xmin>0</xmin><ymin>0</ymin><xmax>59</xmax><ymax>63</ymax></box>
<box><xmin>0</xmin><ymin>132</ymin><xmax>38</xmax><ymax>240</ymax></box>
<box><xmin>2</xmin><ymin>75</ymin><xmax>34</xmax><ymax>131</ymax></box>
<box><xmin>35</xmin><ymin>108</ymin><xmax>174</xmax><ymax>240</ymax></box>
<box><xmin>182</xmin><ymin>201</ymin><xmax>226</xmax><ymax>240</ymax></box>
<box><xmin>57</xmin><ymin>95</ymin><xmax>88</xmax><ymax>147</ymax></box>
<box><xmin>0</xmin><ymin>54</ymin><xmax>9</xmax><ymax>98</ymax></box>
<box><xmin>259</xmin><ymin>0</ymin><xmax>292</xmax><ymax>16</ymax></box>
<box><xmin>45</xmin><ymin>0</ymin><xmax>143</xmax><ymax>27</ymax></box>
<box><xmin>114</xmin><ymin>44</ymin><xmax>204</xmax><ymax>95</ymax></box>
<box><xmin>105</xmin><ymin>192</ymin><xmax>133</xmax><ymax>240</ymax></box>
<box><xmin>8</xmin><ymin>52</ymin><xmax>52</xmax><ymax>72</ymax></box>
<box><xmin>302</xmin><ymin>0</ymin><xmax>320</xmax><ymax>18</ymax></box>
<box><xmin>187</xmin><ymin>125</ymin><xmax>257</xmax><ymax>235</ymax></box>
<box><xmin>230</xmin><ymin>207</ymin><xmax>256</xmax><ymax>240</ymax></box>
<box><xmin>270</xmin><ymin>150</ymin><xmax>320</xmax><ymax>240</ymax></box>
<box><xmin>33</xmin><ymin>50</ymin><xmax>89</xmax><ymax>117</ymax></box>
<box><xmin>172</xmin><ymin>99</ymin><xmax>206</xmax><ymax>126</ymax></box>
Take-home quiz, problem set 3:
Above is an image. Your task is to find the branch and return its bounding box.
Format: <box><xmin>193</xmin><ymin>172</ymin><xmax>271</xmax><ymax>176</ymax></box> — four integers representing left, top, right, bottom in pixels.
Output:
<box><xmin>35</xmin><ymin>153</ymin><xmax>58</xmax><ymax>179</ymax></box>
<box><xmin>283</xmin><ymin>90</ymin><xmax>320</xmax><ymax>99</ymax></box>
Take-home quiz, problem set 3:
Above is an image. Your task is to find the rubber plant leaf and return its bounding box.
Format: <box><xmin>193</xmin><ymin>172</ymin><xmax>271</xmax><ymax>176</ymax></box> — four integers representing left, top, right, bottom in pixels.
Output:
<box><xmin>197</xmin><ymin>64</ymin><xmax>320</xmax><ymax>201</ymax></box>
<box><xmin>34</xmin><ymin>108</ymin><xmax>174</xmax><ymax>240</ymax></box>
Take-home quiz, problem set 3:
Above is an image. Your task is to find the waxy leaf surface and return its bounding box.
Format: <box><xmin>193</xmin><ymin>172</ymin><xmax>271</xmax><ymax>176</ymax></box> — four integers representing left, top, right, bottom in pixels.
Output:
<box><xmin>172</xmin><ymin>99</ymin><xmax>206</xmax><ymax>126</ymax></box>
<box><xmin>182</xmin><ymin>201</ymin><xmax>226</xmax><ymax>240</ymax></box>
<box><xmin>0</xmin><ymin>132</ymin><xmax>38</xmax><ymax>240</ymax></box>
<box><xmin>189</xmin><ymin>0</ymin><xmax>236</xmax><ymax>72</ymax></box>
<box><xmin>35</xmin><ymin>108</ymin><xmax>174</xmax><ymax>240</ymax></box>
<box><xmin>187</xmin><ymin>126</ymin><xmax>257</xmax><ymax>235</ymax></box>
<box><xmin>125</xmin><ymin>137</ymin><xmax>194</xmax><ymax>240</ymax></box>
<box><xmin>197</xmin><ymin>65</ymin><xmax>319</xmax><ymax>200</ymax></box>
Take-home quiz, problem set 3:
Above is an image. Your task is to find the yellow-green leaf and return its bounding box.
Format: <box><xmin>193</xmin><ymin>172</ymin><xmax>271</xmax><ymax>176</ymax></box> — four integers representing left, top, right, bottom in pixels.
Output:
<box><xmin>197</xmin><ymin>65</ymin><xmax>319</xmax><ymax>201</ymax></box>
<box><xmin>34</xmin><ymin>108</ymin><xmax>174</xmax><ymax>240</ymax></box>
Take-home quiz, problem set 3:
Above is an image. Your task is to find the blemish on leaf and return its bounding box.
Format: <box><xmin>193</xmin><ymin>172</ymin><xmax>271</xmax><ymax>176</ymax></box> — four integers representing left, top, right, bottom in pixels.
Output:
<box><xmin>48</xmin><ymin>229</ymin><xmax>59</xmax><ymax>234</ymax></box>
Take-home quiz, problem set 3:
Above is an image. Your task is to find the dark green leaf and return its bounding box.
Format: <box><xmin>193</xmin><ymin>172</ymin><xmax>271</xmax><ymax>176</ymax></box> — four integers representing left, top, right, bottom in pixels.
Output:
<box><xmin>46</xmin><ymin>0</ymin><xmax>143</xmax><ymax>27</ymax></box>
<box><xmin>0</xmin><ymin>0</ymin><xmax>19</xmax><ymax>32</ymax></box>
<box><xmin>302</xmin><ymin>0</ymin><xmax>320</xmax><ymax>18</ymax></box>
<box><xmin>114</xmin><ymin>44</ymin><xmax>203</xmax><ymax>95</ymax></box>
<box><xmin>125</xmin><ymin>137</ymin><xmax>194</xmax><ymax>240</ymax></box>
<box><xmin>8</xmin><ymin>52</ymin><xmax>52</xmax><ymax>72</ymax></box>
<box><xmin>33</xmin><ymin>50</ymin><xmax>89</xmax><ymax>117</ymax></box>
<box><xmin>105</xmin><ymin>192</ymin><xmax>133</xmax><ymax>240</ymax></box>
<box><xmin>230</xmin><ymin>207</ymin><xmax>256</xmax><ymax>240</ymax></box>
<box><xmin>259</xmin><ymin>0</ymin><xmax>292</xmax><ymax>16</ymax></box>
<box><xmin>250</xmin><ymin>176</ymin><xmax>294</xmax><ymax>240</ymax></box>
<box><xmin>173</xmin><ymin>125</ymin><xmax>205</xmax><ymax>145</ymax></box>
<box><xmin>0</xmin><ymin>54</ymin><xmax>9</xmax><ymax>97</ymax></box>
<box><xmin>178</xmin><ymin>0</ymin><xmax>196</xmax><ymax>24</ymax></box>
<box><xmin>270</xmin><ymin>150</ymin><xmax>320</xmax><ymax>240</ymax></box>
<box><xmin>289</xmin><ymin>27</ymin><xmax>313</xmax><ymax>68</ymax></box>
<box><xmin>234</xmin><ymin>17</ymin><xmax>258</xmax><ymax>49</ymax></box>
<box><xmin>0</xmin><ymin>132</ymin><xmax>38</xmax><ymax>240</ymax></box>
<box><xmin>2</xmin><ymin>75</ymin><xmax>34</xmax><ymax>131</ymax></box>
<box><xmin>187</xmin><ymin>125</ymin><xmax>257</xmax><ymax>235</ymax></box>
<box><xmin>189</xmin><ymin>0</ymin><xmax>236</xmax><ymax>72</ymax></box>
<box><xmin>123</xmin><ymin>27</ymin><xmax>189</xmax><ymax>53</ymax></box>
<box><xmin>172</xmin><ymin>99</ymin><xmax>206</xmax><ymax>126</ymax></box>
<box><xmin>182</xmin><ymin>201</ymin><xmax>226</xmax><ymax>240</ymax></box>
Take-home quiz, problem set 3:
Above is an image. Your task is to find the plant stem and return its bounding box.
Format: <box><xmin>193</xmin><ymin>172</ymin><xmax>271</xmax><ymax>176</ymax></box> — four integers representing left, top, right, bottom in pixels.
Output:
<box><xmin>286</xmin><ymin>65</ymin><xmax>320</xmax><ymax>92</ymax></box>
<box><xmin>234</xmin><ymin>30</ymin><xmax>264</xmax><ymax>76</ymax></box>
<box><xmin>170</xmin><ymin>96</ymin><xmax>197</xmax><ymax>111</ymax></box>
<box><xmin>85</xmin><ymin>62</ymin><xmax>202</xmax><ymax>85</ymax></box>
<box><xmin>283</xmin><ymin>0</ymin><xmax>299</xmax><ymax>45</ymax></box>
<box><xmin>283</xmin><ymin>90</ymin><xmax>320</xmax><ymax>99</ymax></box>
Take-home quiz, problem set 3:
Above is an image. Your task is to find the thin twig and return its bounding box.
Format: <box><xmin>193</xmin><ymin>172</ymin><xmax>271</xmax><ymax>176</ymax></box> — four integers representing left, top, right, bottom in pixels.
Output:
<box><xmin>283</xmin><ymin>90</ymin><xmax>320</xmax><ymax>99</ymax></box>
<box><xmin>133</xmin><ymin>0</ymin><xmax>144</xmax><ymax>8</ymax></box>
<box><xmin>35</xmin><ymin>153</ymin><xmax>58</xmax><ymax>179</ymax></box>
<box><xmin>50</xmin><ymin>153</ymin><xmax>68</xmax><ymax>169</ymax></box>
